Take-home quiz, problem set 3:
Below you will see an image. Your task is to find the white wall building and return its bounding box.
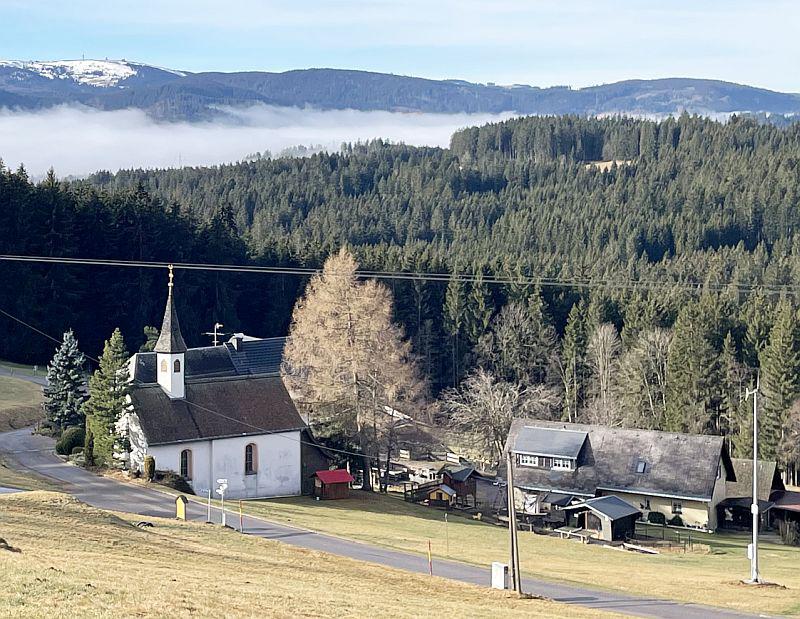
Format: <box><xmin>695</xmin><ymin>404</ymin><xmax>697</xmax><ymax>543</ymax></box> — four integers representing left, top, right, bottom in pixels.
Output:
<box><xmin>118</xmin><ymin>268</ymin><xmax>329</xmax><ymax>500</ymax></box>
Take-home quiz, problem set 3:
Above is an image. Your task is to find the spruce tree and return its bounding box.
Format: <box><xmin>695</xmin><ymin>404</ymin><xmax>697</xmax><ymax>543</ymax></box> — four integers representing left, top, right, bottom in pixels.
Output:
<box><xmin>444</xmin><ymin>273</ymin><xmax>467</xmax><ymax>386</ymax></box>
<box><xmin>665</xmin><ymin>302</ymin><xmax>720</xmax><ymax>433</ymax></box>
<box><xmin>560</xmin><ymin>300</ymin><xmax>589</xmax><ymax>422</ymax></box>
<box><xmin>83</xmin><ymin>328</ymin><xmax>131</xmax><ymax>467</ymax></box>
<box><xmin>42</xmin><ymin>330</ymin><xmax>87</xmax><ymax>430</ymax></box>
<box><xmin>758</xmin><ymin>299</ymin><xmax>800</xmax><ymax>461</ymax></box>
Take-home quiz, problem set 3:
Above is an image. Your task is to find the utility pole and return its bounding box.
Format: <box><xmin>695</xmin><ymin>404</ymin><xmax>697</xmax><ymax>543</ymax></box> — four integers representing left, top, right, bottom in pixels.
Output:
<box><xmin>506</xmin><ymin>451</ymin><xmax>522</xmax><ymax>594</ymax></box>
<box><xmin>745</xmin><ymin>375</ymin><xmax>761</xmax><ymax>584</ymax></box>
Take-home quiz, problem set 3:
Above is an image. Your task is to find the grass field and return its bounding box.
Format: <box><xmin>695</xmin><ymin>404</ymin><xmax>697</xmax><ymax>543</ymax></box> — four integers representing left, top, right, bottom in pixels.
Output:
<box><xmin>0</xmin><ymin>375</ymin><xmax>43</xmax><ymax>433</ymax></box>
<box><xmin>0</xmin><ymin>492</ymin><xmax>615</xmax><ymax>618</ymax></box>
<box><xmin>219</xmin><ymin>492</ymin><xmax>800</xmax><ymax>616</ymax></box>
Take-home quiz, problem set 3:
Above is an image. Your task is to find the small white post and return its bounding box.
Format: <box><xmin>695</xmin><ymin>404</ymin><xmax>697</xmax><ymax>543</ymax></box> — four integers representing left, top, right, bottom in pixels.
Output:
<box><xmin>216</xmin><ymin>478</ymin><xmax>228</xmax><ymax>527</ymax></box>
<box><xmin>207</xmin><ymin>488</ymin><xmax>212</xmax><ymax>522</ymax></box>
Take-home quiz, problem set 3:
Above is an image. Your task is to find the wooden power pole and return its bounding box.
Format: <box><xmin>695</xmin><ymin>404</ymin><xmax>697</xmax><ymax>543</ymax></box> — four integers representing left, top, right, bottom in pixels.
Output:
<box><xmin>506</xmin><ymin>451</ymin><xmax>523</xmax><ymax>594</ymax></box>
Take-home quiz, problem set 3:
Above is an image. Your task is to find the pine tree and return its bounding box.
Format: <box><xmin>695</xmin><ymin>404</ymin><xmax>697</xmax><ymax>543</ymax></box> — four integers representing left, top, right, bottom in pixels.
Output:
<box><xmin>465</xmin><ymin>272</ymin><xmax>492</xmax><ymax>345</ymax></box>
<box><xmin>758</xmin><ymin>299</ymin><xmax>800</xmax><ymax>461</ymax></box>
<box><xmin>42</xmin><ymin>330</ymin><xmax>87</xmax><ymax>430</ymax></box>
<box><xmin>139</xmin><ymin>326</ymin><xmax>159</xmax><ymax>352</ymax></box>
<box><xmin>83</xmin><ymin>328</ymin><xmax>131</xmax><ymax>467</ymax></box>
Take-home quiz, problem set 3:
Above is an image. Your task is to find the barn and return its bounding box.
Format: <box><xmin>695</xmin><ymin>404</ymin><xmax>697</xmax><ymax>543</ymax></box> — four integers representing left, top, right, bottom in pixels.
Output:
<box><xmin>563</xmin><ymin>496</ymin><xmax>641</xmax><ymax>542</ymax></box>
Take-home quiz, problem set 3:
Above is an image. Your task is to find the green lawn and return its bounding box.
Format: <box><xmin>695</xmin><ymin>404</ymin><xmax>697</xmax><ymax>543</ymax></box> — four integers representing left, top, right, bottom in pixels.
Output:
<box><xmin>223</xmin><ymin>491</ymin><xmax>800</xmax><ymax>617</ymax></box>
<box><xmin>0</xmin><ymin>375</ymin><xmax>43</xmax><ymax>433</ymax></box>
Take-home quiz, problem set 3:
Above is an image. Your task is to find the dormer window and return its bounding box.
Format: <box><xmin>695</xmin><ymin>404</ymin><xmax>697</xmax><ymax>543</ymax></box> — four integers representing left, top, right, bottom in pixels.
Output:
<box><xmin>636</xmin><ymin>460</ymin><xmax>647</xmax><ymax>474</ymax></box>
<box><xmin>174</xmin><ymin>359</ymin><xmax>181</xmax><ymax>373</ymax></box>
<box><xmin>516</xmin><ymin>453</ymin><xmax>575</xmax><ymax>471</ymax></box>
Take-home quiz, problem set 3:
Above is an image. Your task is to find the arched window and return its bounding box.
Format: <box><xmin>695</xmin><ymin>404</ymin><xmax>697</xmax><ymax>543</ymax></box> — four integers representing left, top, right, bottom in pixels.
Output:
<box><xmin>245</xmin><ymin>443</ymin><xmax>257</xmax><ymax>475</ymax></box>
<box><xmin>160</xmin><ymin>359</ymin><xmax>167</xmax><ymax>373</ymax></box>
<box><xmin>173</xmin><ymin>359</ymin><xmax>181</xmax><ymax>373</ymax></box>
<box><xmin>180</xmin><ymin>449</ymin><xmax>192</xmax><ymax>480</ymax></box>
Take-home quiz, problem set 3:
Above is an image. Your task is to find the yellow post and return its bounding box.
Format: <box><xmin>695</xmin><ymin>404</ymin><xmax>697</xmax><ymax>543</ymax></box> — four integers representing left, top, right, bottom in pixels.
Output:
<box><xmin>175</xmin><ymin>495</ymin><xmax>188</xmax><ymax>520</ymax></box>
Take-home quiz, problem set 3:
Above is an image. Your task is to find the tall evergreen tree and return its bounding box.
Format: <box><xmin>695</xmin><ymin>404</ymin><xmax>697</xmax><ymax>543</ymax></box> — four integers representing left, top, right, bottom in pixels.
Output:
<box><xmin>42</xmin><ymin>330</ymin><xmax>87</xmax><ymax>430</ymax></box>
<box><xmin>83</xmin><ymin>328</ymin><xmax>131</xmax><ymax>466</ymax></box>
<box><xmin>444</xmin><ymin>273</ymin><xmax>467</xmax><ymax>386</ymax></box>
<box><xmin>559</xmin><ymin>300</ymin><xmax>589</xmax><ymax>422</ymax></box>
<box><xmin>758</xmin><ymin>299</ymin><xmax>800</xmax><ymax>461</ymax></box>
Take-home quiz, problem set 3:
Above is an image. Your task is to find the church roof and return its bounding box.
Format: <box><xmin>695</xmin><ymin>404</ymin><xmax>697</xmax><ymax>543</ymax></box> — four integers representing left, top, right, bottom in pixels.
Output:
<box><xmin>132</xmin><ymin>337</ymin><xmax>286</xmax><ymax>383</ymax></box>
<box><xmin>153</xmin><ymin>273</ymin><xmax>187</xmax><ymax>354</ymax></box>
<box><xmin>130</xmin><ymin>374</ymin><xmax>305</xmax><ymax>445</ymax></box>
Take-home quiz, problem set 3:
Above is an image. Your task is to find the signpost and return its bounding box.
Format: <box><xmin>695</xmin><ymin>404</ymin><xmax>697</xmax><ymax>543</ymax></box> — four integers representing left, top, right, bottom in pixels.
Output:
<box><xmin>216</xmin><ymin>478</ymin><xmax>228</xmax><ymax>527</ymax></box>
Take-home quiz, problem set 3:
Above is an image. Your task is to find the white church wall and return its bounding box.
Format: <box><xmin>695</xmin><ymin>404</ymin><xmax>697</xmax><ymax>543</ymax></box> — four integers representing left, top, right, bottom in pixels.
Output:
<box><xmin>148</xmin><ymin>431</ymin><xmax>302</xmax><ymax>500</ymax></box>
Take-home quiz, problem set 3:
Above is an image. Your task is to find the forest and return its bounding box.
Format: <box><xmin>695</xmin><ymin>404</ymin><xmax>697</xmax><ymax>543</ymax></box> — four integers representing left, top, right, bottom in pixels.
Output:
<box><xmin>2</xmin><ymin>113</ymin><xmax>800</xmax><ymax>478</ymax></box>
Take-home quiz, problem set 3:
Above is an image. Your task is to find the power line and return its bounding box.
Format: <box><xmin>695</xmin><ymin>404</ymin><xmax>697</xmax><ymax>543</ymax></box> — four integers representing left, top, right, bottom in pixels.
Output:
<box><xmin>1</xmin><ymin>253</ymin><xmax>796</xmax><ymax>295</ymax></box>
<box><xmin>0</xmin><ymin>307</ymin><xmax>100</xmax><ymax>364</ymax></box>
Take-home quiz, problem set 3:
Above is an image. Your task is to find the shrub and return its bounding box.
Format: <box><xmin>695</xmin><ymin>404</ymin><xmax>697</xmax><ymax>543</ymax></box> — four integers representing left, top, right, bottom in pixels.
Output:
<box><xmin>144</xmin><ymin>455</ymin><xmax>155</xmax><ymax>481</ymax></box>
<box><xmin>155</xmin><ymin>471</ymin><xmax>195</xmax><ymax>495</ymax></box>
<box><xmin>56</xmin><ymin>426</ymin><xmax>85</xmax><ymax>455</ymax></box>
<box><xmin>668</xmin><ymin>515</ymin><xmax>684</xmax><ymax>527</ymax></box>
<box><xmin>647</xmin><ymin>511</ymin><xmax>667</xmax><ymax>525</ymax></box>
<box><xmin>71</xmin><ymin>446</ymin><xmax>84</xmax><ymax>455</ymax></box>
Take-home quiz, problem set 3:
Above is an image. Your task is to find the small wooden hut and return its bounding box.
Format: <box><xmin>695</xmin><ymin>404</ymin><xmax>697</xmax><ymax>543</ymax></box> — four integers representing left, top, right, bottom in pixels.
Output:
<box><xmin>313</xmin><ymin>469</ymin><xmax>355</xmax><ymax>500</ymax></box>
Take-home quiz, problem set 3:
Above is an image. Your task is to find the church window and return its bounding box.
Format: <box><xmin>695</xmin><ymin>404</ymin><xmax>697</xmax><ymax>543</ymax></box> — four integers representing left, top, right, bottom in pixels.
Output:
<box><xmin>245</xmin><ymin>443</ymin><xmax>257</xmax><ymax>475</ymax></box>
<box><xmin>160</xmin><ymin>359</ymin><xmax>167</xmax><ymax>373</ymax></box>
<box><xmin>174</xmin><ymin>359</ymin><xmax>181</xmax><ymax>373</ymax></box>
<box><xmin>180</xmin><ymin>449</ymin><xmax>192</xmax><ymax>480</ymax></box>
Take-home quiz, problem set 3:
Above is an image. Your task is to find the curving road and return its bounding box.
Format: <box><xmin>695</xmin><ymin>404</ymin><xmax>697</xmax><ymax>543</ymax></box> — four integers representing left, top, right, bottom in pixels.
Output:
<box><xmin>0</xmin><ymin>427</ymin><xmax>764</xmax><ymax>619</ymax></box>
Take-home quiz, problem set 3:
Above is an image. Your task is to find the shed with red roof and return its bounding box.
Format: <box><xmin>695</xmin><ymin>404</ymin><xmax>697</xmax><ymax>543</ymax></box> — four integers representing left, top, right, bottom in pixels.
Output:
<box><xmin>314</xmin><ymin>469</ymin><xmax>355</xmax><ymax>500</ymax></box>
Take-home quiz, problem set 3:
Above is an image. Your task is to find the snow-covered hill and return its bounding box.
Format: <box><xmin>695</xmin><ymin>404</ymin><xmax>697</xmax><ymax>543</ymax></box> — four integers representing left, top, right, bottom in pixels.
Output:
<box><xmin>0</xmin><ymin>59</ymin><xmax>186</xmax><ymax>89</ymax></box>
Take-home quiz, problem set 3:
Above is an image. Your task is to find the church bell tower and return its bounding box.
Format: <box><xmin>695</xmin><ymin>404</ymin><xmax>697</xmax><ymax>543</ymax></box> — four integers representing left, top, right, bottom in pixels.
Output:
<box><xmin>154</xmin><ymin>265</ymin><xmax>187</xmax><ymax>399</ymax></box>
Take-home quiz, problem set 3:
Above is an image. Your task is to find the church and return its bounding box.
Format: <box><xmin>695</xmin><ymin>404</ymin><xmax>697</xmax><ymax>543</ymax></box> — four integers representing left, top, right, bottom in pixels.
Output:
<box><xmin>117</xmin><ymin>268</ymin><xmax>329</xmax><ymax>499</ymax></box>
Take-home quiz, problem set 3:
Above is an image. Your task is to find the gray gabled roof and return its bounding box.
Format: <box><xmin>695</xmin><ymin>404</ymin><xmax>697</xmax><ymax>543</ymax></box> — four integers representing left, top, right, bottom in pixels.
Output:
<box><xmin>514</xmin><ymin>426</ymin><xmax>588</xmax><ymax>459</ymax></box>
<box><xmin>564</xmin><ymin>495</ymin><xmax>641</xmax><ymax>520</ymax></box>
<box><xmin>132</xmin><ymin>336</ymin><xmax>287</xmax><ymax>384</ymax></box>
<box><xmin>153</xmin><ymin>283</ymin><xmax>187</xmax><ymax>354</ymax></box>
<box><xmin>502</xmin><ymin>419</ymin><xmax>735</xmax><ymax>502</ymax></box>
<box><xmin>130</xmin><ymin>374</ymin><xmax>305</xmax><ymax>445</ymax></box>
<box><xmin>726</xmin><ymin>458</ymin><xmax>784</xmax><ymax>501</ymax></box>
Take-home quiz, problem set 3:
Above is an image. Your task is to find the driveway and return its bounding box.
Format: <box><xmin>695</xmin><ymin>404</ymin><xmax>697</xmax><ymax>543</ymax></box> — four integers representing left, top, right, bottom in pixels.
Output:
<box><xmin>0</xmin><ymin>427</ymin><xmax>761</xmax><ymax>619</ymax></box>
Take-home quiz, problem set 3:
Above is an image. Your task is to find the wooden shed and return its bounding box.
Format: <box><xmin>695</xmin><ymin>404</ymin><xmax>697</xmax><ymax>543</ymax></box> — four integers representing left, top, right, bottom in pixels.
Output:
<box><xmin>563</xmin><ymin>496</ymin><xmax>641</xmax><ymax>542</ymax></box>
<box><xmin>314</xmin><ymin>469</ymin><xmax>355</xmax><ymax>500</ymax></box>
<box><xmin>427</xmin><ymin>483</ymin><xmax>456</xmax><ymax>507</ymax></box>
<box><xmin>441</xmin><ymin>465</ymin><xmax>477</xmax><ymax>507</ymax></box>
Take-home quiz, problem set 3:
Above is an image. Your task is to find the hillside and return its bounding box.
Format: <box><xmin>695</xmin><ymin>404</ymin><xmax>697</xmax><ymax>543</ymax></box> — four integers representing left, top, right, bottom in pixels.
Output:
<box><xmin>0</xmin><ymin>492</ymin><xmax>598</xmax><ymax>618</ymax></box>
<box><xmin>1</xmin><ymin>59</ymin><xmax>799</xmax><ymax>120</ymax></box>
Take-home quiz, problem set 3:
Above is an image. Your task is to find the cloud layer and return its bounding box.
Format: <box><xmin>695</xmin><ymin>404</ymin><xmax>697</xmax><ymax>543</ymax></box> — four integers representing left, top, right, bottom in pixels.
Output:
<box><xmin>0</xmin><ymin>104</ymin><xmax>514</xmax><ymax>178</ymax></box>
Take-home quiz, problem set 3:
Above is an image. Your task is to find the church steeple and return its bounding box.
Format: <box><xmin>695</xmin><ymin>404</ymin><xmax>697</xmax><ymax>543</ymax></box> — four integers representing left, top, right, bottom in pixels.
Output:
<box><xmin>154</xmin><ymin>265</ymin><xmax>187</xmax><ymax>354</ymax></box>
<box><xmin>155</xmin><ymin>265</ymin><xmax>186</xmax><ymax>399</ymax></box>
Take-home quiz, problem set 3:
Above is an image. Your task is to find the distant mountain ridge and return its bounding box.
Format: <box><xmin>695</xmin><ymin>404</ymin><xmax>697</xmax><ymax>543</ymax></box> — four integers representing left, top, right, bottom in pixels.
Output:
<box><xmin>1</xmin><ymin>59</ymin><xmax>799</xmax><ymax>121</ymax></box>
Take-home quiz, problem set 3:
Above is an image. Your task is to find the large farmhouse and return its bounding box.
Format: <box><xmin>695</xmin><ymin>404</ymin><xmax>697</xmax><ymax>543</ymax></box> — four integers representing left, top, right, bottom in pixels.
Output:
<box><xmin>502</xmin><ymin>419</ymin><xmax>736</xmax><ymax>531</ymax></box>
<box><xmin>118</xmin><ymin>270</ymin><xmax>329</xmax><ymax>499</ymax></box>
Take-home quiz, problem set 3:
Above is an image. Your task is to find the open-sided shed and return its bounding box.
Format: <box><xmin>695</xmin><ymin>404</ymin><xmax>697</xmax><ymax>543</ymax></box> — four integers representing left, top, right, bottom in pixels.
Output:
<box><xmin>314</xmin><ymin>469</ymin><xmax>354</xmax><ymax>500</ymax></box>
<box><xmin>563</xmin><ymin>496</ymin><xmax>641</xmax><ymax>542</ymax></box>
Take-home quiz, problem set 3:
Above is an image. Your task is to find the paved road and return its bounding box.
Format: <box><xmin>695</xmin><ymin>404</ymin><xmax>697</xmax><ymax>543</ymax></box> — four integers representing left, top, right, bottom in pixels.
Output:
<box><xmin>0</xmin><ymin>365</ymin><xmax>47</xmax><ymax>386</ymax></box>
<box><xmin>0</xmin><ymin>427</ymin><xmax>764</xmax><ymax>619</ymax></box>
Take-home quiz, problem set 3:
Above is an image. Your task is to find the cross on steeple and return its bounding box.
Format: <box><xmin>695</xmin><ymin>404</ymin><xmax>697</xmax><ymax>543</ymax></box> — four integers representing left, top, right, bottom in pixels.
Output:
<box><xmin>168</xmin><ymin>264</ymin><xmax>174</xmax><ymax>289</ymax></box>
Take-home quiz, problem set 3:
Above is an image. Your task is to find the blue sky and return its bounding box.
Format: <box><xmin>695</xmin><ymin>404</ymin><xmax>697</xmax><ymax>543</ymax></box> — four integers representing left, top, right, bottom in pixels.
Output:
<box><xmin>1</xmin><ymin>0</ymin><xmax>798</xmax><ymax>91</ymax></box>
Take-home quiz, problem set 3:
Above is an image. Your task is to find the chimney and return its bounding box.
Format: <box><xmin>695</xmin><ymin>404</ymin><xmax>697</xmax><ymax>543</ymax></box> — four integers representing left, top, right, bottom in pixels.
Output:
<box><xmin>231</xmin><ymin>334</ymin><xmax>243</xmax><ymax>351</ymax></box>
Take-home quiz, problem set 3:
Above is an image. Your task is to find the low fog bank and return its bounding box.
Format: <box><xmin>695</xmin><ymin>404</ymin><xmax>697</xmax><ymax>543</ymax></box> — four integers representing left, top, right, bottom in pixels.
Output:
<box><xmin>0</xmin><ymin>104</ymin><xmax>516</xmax><ymax>179</ymax></box>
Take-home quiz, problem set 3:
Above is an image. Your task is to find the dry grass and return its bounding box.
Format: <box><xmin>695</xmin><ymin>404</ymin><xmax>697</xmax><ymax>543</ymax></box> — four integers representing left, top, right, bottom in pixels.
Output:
<box><xmin>0</xmin><ymin>457</ymin><xmax>58</xmax><ymax>491</ymax></box>
<box><xmin>227</xmin><ymin>492</ymin><xmax>800</xmax><ymax>617</ymax></box>
<box><xmin>0</xmin><ymin>376</ymin><xmax>42</xmax><ymax>433</ymax></box>
<box><xmin>0</xmin><ymin>492</ymin><xmax>614</xmax><ymax>619</ymax></box>
<box><xmin>584</xmin><ymin>159</ymin><xmax>632</xmax><ymax>172</ymax></box>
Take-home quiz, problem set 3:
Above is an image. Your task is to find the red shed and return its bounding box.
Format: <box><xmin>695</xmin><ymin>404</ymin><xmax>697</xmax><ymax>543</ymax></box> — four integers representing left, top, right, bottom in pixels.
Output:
<box><xmin>314</xmin><ymin>469</ymin><xmax>355</xmax><ymax>500</ymax></box>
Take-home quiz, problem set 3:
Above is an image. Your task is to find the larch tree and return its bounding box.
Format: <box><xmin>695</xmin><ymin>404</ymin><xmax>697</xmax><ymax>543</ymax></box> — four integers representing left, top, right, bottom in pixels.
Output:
<box><xmin>83</xmin><ymin>328</ymin><xmax>131</xmax><ymax>467</ymax></box>
<box><xmin>42</xmin><ymin>330</ymin><xmax>87</xmax><ymax>431</ymax></box>
<box><xmin>284</xmin><ymin>248</ymin><xmax>425</xmax><ymax>491</ymax></box>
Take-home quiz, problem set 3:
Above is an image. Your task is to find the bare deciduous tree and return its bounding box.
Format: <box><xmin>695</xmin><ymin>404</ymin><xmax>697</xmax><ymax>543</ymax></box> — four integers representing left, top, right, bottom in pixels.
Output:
<box><xmin>283</xmin><ymin>248</ymin><xmax>425</xmax><ymax>490</ymax></box>
<box><xmin>585</xmin><ymin>322</ymin><xmax>622</xmax><ymax>426</ymax></box>
<box><xmin>616</xmin><ymin>328</ymin><xmax>671</xmax><ymax>429</ymax></box>
<box><xmin>442</xmin><ymin>368</ymin><xmax>561</xmax><ymax>467</ymax></box>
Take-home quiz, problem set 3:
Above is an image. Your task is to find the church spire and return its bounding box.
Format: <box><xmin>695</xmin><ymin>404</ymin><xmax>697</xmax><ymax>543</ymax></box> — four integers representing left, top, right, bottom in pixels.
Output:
<box><xmin>154</xmin><ymin>265</ymin><xmax>187</xmax><ymax>354</ymax></box>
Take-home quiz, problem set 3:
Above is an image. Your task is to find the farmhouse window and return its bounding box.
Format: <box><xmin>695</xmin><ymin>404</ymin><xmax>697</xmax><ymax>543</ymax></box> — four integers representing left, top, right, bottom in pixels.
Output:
<box><xmin>671</xmin><ymin>501</ymin><xmax>682</xmax><ymax>514</ymax></box>
<box><xmin>636</xmin><ymin>460</ymin><xmax>647</xmax><ymax>474</ymax></box>
<box><xmin>245</xmin><ymin>443</ymin><xmax>257</xmax><ymax>475</ymax></box>
<box><xmin>517</xmin><ymin>454</ymin><xmax>538</xmax><ymax>467</ymax></box>
<box><xmin>180</xmin><ymin>449</ymin><xmax>192</xmax><ymax>480</ymax></box>
<box><xmin>552</xmin><ymin>458</ymin><xmax>573</xmax><ymax>470</ymax></box>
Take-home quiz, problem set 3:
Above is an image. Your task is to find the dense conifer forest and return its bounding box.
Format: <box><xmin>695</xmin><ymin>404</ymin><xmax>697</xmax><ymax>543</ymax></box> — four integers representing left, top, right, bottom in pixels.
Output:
<box><xmin>3</xmin><ymin>114</ymin><xmax>800</xmax><ymax>476</ymax></box>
